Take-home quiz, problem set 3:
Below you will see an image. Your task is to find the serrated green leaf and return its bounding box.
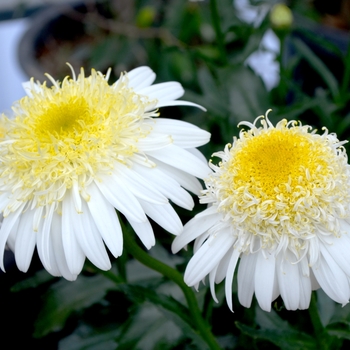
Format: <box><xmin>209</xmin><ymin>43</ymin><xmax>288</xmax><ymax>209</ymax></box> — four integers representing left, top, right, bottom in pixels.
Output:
<box><xmin>34</xmin><ymin>274</ymin><xmax>115</xmax><ymax>338</ymax></box>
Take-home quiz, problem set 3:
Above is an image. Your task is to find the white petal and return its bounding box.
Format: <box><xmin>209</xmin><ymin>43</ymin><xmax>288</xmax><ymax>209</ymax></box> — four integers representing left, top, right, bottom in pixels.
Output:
<box><xmin>298</xmin><ymin>261</ymin><xmax>312</xmax><ymax>309</ymax></box>
<box><xmin>74</xmin><ymin>200</ymin><xmax>111</xmax><ymax>271</ymax></box>
<box><xmin>14</xmin><ymin>208</ymin><xmax>36</xmax><ymax>272</ymax></box>
<box><xmin>129</xmin><ymin>220</ymin><xmax>155</xmax><ymax>249</ymax></box>
<box><xmin>113</xmin><ymin>162</ymin><xmax>168</xmax><ymax>204</ymax></box>
<box><xmin>87</xmin><ymin>182</ymin><xmax>123</xmax><ymax>258</ymax></box>
<box><xmin>153</xmin><ymin>100</ymin><xmax>205</xmax><ymax>111</ymax></box>
<box><xmin>147</xmin><ymin>118</ymin><xmax>211</xmax><ymax>148</ymax></box>
<box><xmin>171</xmin><ymin>211</ymin><xmax>219</xmax><ymax>253</ymax></box>
<box><xmin>187</xmin><ymin>147</ymin><xmax>210</xmax><ymax>164</ymax></box>
<box><xmin>137</xmin><ymin>134</ymin><xmax>173</xmax><ymax>152</ymax></box>
<box><xmin>322</xmin><ymin>235</ymin><xmax>350</xmax><ymax>276</ymax></box>
<box><xmin>132</xmin><ymin>162</ymin><xmax>194</xmax><ymax>210</ymax></box>
<box><xmin>62</xmin><ymin>190</ymin><xmax>86</xmax><ymax>275</ymax></box>
<box><xmin>215</xmin><ymin>248</ymin><xmax>235</xmax><ymax>283</ymax></box>
<box><xmin>276</xmin><ymin>250</ymin><xmax>300</xmax><ymax>310</ymax></box>
<box><xmin>312</xmin><ymin>244</ymin><xmax>350</xmax><ymax>304</ymax></box>
<box><xmin>95</xmin><ymin>174</ymin><xmax>147</xmax><ymax>223</ymax></box>
<box><xmin>139</xmin><ymin>199</ymin><xmax>183</xmax><ymax>235</ymax></box>
<box><xmin>127</xmin><ymin>66</ymin><xmax>156</xmax><ymax>90</ymax></box>
<box><xmin>36</xmin><ymin>203</ymin><xmax>55</xmax><ymax>272</ymax></box>
<box><xmin>51</xmin><ymin>211</ymin><xmax>77</xmax><ymax>281</ymax></box>
<box><xmin>255</xmin><ymin>250</ymin><xmax>276</xmax><ymax>312</ymax></box>
<box><xmin>238</xmin><ymin>253</ymin><xmax>258</xmax><ymax>308</ymax></box>
<box><xmin>209</xmin><ymin>264</ymin><xmax>220</xmax><ymax>303</ymax></box>
<box><xmin>154</xmin><ymin>161</ymin><xmax>203</xmax><ymax>194</ymax></box>
<box><xmin>139</xmin><ymin>82</ymin><xmax>184</xmax><ymax>102</ymax></box>
<box><xmin>0</xmin><ymin>203</ymin><xmax>25</xmax><ymax>271</ymax></box>
<box><xmin>184</xmin><ymin>229</ymin><xmax>235</xmax><ymax>286</ymax></box>
<box><xmin>225</xmin><ymin>248</ymin><xmax>240</xmax><ymax>311</ymax></box>
<box><xmin>147</xmin><ymin>145</ymin><xmax>211</xmax><ymax>179</ymax></box>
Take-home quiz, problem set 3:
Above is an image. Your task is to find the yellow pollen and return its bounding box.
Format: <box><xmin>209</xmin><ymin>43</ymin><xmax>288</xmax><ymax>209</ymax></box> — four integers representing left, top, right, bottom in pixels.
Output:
<box><xmin>230</xmin><ymin>128</ymin><xmax>326</xmax><ymax>199</ymax></box>
<box><xmin>35</xmin><ymin>97</ymin><xmax>91</xmax><ymax>138</ymax></box>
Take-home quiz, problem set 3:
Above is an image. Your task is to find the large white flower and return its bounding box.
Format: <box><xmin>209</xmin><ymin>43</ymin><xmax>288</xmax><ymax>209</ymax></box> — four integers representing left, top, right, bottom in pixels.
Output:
<box><xmin>172</xmin><ymin>111</ymin><xmax>350</xmax><ymax>311</ymax></box>
<box><xmin>0</xmin><ymin>65</ymin><xmax>211</xmax><ymax>280</ymax></box>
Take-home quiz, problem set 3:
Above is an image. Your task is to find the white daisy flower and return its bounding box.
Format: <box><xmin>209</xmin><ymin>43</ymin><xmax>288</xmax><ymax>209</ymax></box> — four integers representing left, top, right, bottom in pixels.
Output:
<box><xmin>172</xmin><ymin>110</ymin><xmax>350</xmax><ymax>311</ymax></box>
<box><xmin>0</xmin><ymin>65</ymin><xmax>211</xmax><ymax>281</ymax></box>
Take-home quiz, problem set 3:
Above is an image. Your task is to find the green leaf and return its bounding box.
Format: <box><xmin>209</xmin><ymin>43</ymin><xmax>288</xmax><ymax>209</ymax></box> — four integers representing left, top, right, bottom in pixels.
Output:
<box><xmin>236</xmin><ymin>306</ymin><xmax>317</xmax><ymax>350</ymax></box>
<box><xmin>116</xmin><ymin>283</ymin><xmax>193</xmax><ymax>327</ymax></box>
<box><xmin>235</xmin><ymin>321</ymin><xmax>317</xmax><ymax>350</ymax></box>
<box><xmin>33</xmin><ymin>274</ymin><xmax>115</xmax><ymax>338</ymax></box>
<box><xmin>59</xmin><ymin>324</ymin><xmax>120</xmax><ymax>350</ymax></box>
<box><xmin>11</xmin><ymin>268</ymin><xmax>55</xmax><ymax>291</ymax></box>
<box><xmin>291</xmin><ymin>37</ymin><xmax>339</xmax><ymax>99</ymax></box>
<box><xmin>115</xmin><ymin>303</ymin><xmax>186</xmax><ymax>350</ymax></box>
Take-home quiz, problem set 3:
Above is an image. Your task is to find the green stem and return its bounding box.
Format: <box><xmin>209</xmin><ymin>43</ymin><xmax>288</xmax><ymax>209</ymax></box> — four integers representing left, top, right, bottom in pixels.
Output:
<box><xmin>309</xmin><ymin>292</ymin><xmax>328</xmax><ymax>350</ymax></box>
<box><xmin>123</xmin><ymin>229</ymin><xmax>222</xmax><ymax>350</ymax></box>
<box><xmin>209</xmin><ymin>0</ymin><xmax>227</xmax><ymax>65</ymax></box>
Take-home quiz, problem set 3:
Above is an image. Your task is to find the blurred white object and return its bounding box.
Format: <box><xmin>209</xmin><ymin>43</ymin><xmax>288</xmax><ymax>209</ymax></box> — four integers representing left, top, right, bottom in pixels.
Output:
<box><xmin>0</xmin><ymin>18</ymin><xmax>29</xmax><ymax>114</ymax></box>
<box><xmin>234</xmin><ymin>0</ymin><xmax>271</xmax><ymax>27</ymax></box>
<box><xmin>245</xmin><ymin>29</ymin><xmax>280</xmax><ymax>90</ymax></box>
<box><xmin>233</xmin><ymin>0</ymin><xmax>280</xmax><ymax>90</ymax></box>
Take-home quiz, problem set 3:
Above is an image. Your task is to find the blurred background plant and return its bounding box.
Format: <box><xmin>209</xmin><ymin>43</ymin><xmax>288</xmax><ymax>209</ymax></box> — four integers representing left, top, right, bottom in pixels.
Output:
<box><xmin>3</xmin><ymin>0</ymin><xmax>350</xmax><ymax>349</ymax></box>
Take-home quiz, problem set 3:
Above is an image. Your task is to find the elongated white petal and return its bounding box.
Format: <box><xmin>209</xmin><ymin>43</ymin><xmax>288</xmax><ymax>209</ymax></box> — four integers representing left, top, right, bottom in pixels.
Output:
<box><xmin>137</xmin><ymin>134</ymin><xmax>173</xmax><ymax>152</ymax></box>
<box><xmin>14</xmin><ymin>208</ymin><xmax>36</xmax><ymax>272</ymax></box>
<box><xmin>276</xmin><ymin>251</ymin><xmax>300</xmax><ymax>311</ymax></box>
<box><xmin>312</xmin><ymin>245</ymin><xmax>350</xmax><ymax>304</ymax></box>
<box><xmin>129</xmin><ymin>220</ymin><xmax>155</xmax><ymax>249</ymax></box>
<box><xmin>238</xmin><ymin>253</ymin><xmax>258</xmax><ymax>308</ymax></box>
<box><xmin>225</xmin><ymin>248</ymin><xmax>240</xmax><ymax>311</ymax></box>
<box><xmin>36</xmin><ymin>203</ymin><xmax>55</xmax><ymax>271</ymax></box>
<box><xmin>172</xmin><ymin>211</ymin><xmax>219</xmax><ymax>253</ymax></box>
<box><xmin>0</xmin><ymin>203</ymin><xmax>25</xmax><ymax>271</ymax></box>
<box><xmin>323</xmin><ymin>235</ymin><xmax>350</xmax><ymax>276</ymax></box>
<box><xmin>74</xmin><ymin>200</ymin><xmax>111</xmax><ymax>271</ymax></box>
<box><xmin>51</xmin><ymin>211</ymin><xmax>77</xmax><ymax>281</ymax></box>
<box><xmin>87</xmin><ymin>182</ymin><xmax>123</xmax><ymax>258</ymax></box>
<box><xmin>127</xmin><ymin>66</ymin><xmax>156</xmax><ymax>90</ymax></box>
<box><xmin>298</xmin><ymin>261</ymin><xmax>311</xmax><ymax>309</ymax></box>
<box><xmin>132</xmin><ymin>162</ymin><xmax>194</xmax><ymax>210</ymax></box>
<box><xmin>139</xmin><ymin>82</ymin><xmax>184</xmax><ymax>102</ymax></box>
<box><xmin>139</xmin><ymin>199</ymin><xmax>183</xmax><ymax>235</ymax></box>
<box><xmin>62</xmin><ymin>190</ymin><xmax>85</xmax><ymax>275</ymax></box>
<box><xmin>153</xmin><ymin>161</ymin><xmax>203</xmax><ymax>194</ymax></box>
<box><xmin>146</xmin><ymin>118</ymin><xmax>210</xmax><ymax>148</ymax></box>
<box><xmin>184</xmin><ymin>230</ymin><xmax>235</xmax><ymax>286</ymax></box>
<box><xmin>96</xmin><ymin>175</ymin><xmax>147</xmax><ymax>223</ymax></box>
<box><xmin>209</xmin><ymin>264</ymin><xmax>220</xmax><ymax>303</ymax></box>
<box><xmin>152</xmin><ymin>100</ymin><xmax>206</xmax><ymax>111</ymax></box>
<box><xmin>255</xmin><ymin>250</ymin><xmax>276</xmax><ymax>312</ymax></box>
<box><xmin>147</xmin><ymin>145</ymin><xmax>211</xmax><ymax>179</ymax></box>
<box><xmin>113</xmin><ymin>162</ymin><xmax>168</xmax><ymax>205</ymax></box>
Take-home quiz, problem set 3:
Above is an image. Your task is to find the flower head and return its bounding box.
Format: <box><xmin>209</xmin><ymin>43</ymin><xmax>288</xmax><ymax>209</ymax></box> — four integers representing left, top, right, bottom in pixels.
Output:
<box><xmin>172</xmin><ymin>110</ymin><xmax>350</xmax><ymax>311</ymax></box>
<box><xmin>0</xmin><ymin>65</ymin><xmax>211</xmax><ymax>280</ymax></box>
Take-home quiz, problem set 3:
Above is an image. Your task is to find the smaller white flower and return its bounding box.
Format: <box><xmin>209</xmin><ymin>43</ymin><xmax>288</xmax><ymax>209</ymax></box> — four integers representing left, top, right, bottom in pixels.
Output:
<box><xmin>173</xmin><ymin>110</ymin><xmax>350</xmax><ymax>311</ymax></box>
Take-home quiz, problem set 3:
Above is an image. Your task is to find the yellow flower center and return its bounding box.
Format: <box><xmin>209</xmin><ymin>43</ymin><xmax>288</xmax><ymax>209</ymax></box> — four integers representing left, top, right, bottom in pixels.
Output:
<box><xmin>0</xmin><ymin>68</ymin><xmax>158</xmax><ymax>210</ymax></box>
<box><xmin>231</xmin><ymin>128</ymin><xmax>327</xmax><ymax>199</ymax></box>
<box><xmin>35</xmin><ymin>97</ymin><xmax>91</xmax><ymax>137</ymax></box>
<box><xmin>205</xmin><ymin>117</ymin><xmax>350</xmax><ymax>252</ymax></box>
